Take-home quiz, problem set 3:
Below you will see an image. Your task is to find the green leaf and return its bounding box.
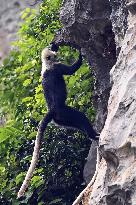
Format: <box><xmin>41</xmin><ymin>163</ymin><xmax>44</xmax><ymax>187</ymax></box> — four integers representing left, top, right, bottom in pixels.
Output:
<box><xmin>28</xmin><ymin>131</ymin><xmax>37</xmax><ymax>139</ymax></box>
<box><xmin>23</xmin><ymin>79</ymin><xmax>32</xmax><ymax>87</ymax></box>
<box><xmin>22</xmin><ymin>96</ymin><xmax>33</xmax><ymax>102</ymax></box>
<box><xmin>0</xmin><ymin>127</ymin><xmax>13</xmax><ymax>143</ymax></box>
<box><xmin>15</xmin><ymin>172</ymin><xmax>25</xmax><ymax>185</ymax></box>
<box><xmin>0</xmin><ymin>166</ymin><xmax>5</xmax><ymax>173</ymax></box>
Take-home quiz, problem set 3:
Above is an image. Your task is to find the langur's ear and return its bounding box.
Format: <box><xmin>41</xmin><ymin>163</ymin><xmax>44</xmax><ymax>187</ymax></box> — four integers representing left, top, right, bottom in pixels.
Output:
<box><xmin>50</xmin><ymin>42</ymin><xmax>59</xmax><ymax>52</ymax></box>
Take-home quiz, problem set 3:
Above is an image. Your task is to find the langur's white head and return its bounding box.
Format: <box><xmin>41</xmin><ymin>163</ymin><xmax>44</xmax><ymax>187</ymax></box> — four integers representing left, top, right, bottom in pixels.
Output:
<box><xmin>41</xmin><ymin>48</ymin><xmax>57</xmax><ymax>64</ymax></box>
<box><xmin>41</xmin><ymin>48</ymin><xmax>57</xmax><ymax>76</ymax></box>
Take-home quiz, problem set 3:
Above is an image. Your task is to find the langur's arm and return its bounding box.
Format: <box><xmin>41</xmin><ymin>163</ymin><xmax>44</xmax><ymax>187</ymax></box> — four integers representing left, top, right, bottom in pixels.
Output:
<box><xmin>50</xmin><ymin>41</ymin><xmax>83</xmax><ymax>74</ymax></box>
<box><xmin>56</xmin><ymin>52</ymin><xmax>83</xmax><ymax>75</ymax></box>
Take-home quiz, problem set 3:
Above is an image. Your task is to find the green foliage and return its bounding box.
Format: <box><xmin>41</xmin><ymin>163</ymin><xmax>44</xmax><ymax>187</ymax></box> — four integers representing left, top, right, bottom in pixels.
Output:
<box><xmin>0</xmin><ymin>0</ymin><xmax>95</xmax><ymax>204</ymax></box>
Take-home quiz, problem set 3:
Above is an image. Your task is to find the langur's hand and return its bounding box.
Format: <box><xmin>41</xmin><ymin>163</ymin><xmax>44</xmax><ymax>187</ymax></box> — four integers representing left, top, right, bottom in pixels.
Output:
<box><xmin>50</xmin><ymin>42</ymin><xmax>59</xmax><ymax>52</ymax></box>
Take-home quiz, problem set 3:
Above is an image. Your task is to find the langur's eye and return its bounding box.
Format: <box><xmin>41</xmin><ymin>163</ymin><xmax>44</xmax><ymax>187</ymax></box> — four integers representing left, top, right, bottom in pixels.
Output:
<box><xmin>46</xmin><ymin>56</ymin><xmax>51</xmax><ymax>60</ymax></box>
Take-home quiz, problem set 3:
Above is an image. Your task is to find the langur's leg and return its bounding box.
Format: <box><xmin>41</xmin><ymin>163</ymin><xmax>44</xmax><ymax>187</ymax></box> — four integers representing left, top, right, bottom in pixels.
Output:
<box><xmin>53</xmin><ymin>106</ymin><xmax>98</xmax><ymax>140</ymax></box>
<box><xmin>39</xmin><ymin>110</ymin><xmax>54</xmax><ymax>132</ymax></box>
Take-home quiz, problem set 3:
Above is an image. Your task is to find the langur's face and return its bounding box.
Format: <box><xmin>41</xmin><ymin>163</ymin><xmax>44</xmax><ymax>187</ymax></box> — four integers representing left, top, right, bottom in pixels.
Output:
<box><xmin>41</xmin><ymin>48</ymin><xmax>57</xmax><ymax>63</ymax></box>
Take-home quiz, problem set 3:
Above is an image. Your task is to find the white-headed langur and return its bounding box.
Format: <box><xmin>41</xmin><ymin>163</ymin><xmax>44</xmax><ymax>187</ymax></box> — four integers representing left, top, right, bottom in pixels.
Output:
<box><xmin>17</xmin><ymin>42</ymin><xmax>99</xmax><ymax>198</ymax></box>
<box><xmin>41</xmin><ymin>43</ymin><xmax>98</xmax><ymax>139</ymax></box>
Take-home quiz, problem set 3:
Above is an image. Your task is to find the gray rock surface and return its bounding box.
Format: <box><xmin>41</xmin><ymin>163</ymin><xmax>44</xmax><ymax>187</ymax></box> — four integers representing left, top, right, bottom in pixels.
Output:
<box><xmin>83</xmin><ymin>141</ymin><xmax>98</xmax><ymax>184</ymax></box>
<box><xmin>54</xmin><ymin>0</ymin><xmax>117</xmax><ymax>185</ymax></box>
<box><xmin>56</xmin><ymin>0</ymin><xmax>136</xmax><ymax>204</ymax></box>
<box><xmin>55</xmin><ymin>0</ymin><xmax>116</xmax><ymax>133</ymax></box>
<box><xmin>109</xmin><ymin>0</ymin><xmax>128</xmax><ymax>53</ymax></box>
<box><xmin>89</xmin><ymin>0</ymin><xmax>136</xmax><ymax>204</ymax></box>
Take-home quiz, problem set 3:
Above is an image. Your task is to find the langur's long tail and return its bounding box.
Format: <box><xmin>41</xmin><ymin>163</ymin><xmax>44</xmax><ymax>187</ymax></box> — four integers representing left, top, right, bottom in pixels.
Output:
<box><xmin>17</xmin><ymin>111</ymin><xmax>53</xmax><ymax>198</ymax></box>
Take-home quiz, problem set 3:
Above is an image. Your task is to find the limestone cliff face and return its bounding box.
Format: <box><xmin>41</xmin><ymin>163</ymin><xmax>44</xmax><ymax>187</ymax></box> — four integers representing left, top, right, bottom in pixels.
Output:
<box><xmin>55</xmin><ymin>0</ymin><xmax>116</xmax><ymax>132</ymax></box>
<box><xmin>54</xmin><ymin>0</ymin><xmax>116</xmax><ymax>185</ymax></box>
<box><xmin>56</xmin><ymin>0</ymin><xmax>136</xmax><ymax>204</ymax></box>
<box><xmin>89</xmin><ymin>1</ymin><xmax>136</xmax><ymax>204</ymax></box>
<box><xmin>0</xmin><ymin>0</ymin><xmax>39</xmax><ymax>63</ymax></box>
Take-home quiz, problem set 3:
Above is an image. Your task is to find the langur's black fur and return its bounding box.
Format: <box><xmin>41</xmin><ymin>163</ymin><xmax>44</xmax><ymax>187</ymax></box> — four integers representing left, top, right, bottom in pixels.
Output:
<box><xmin>41</xmin><ymin>44</ymin><xmax>98</xmax><ymax>140</ymax></box>
<box><xmin>17</xmin><ymin>44</ymin><xmax>98</xmax><ymax>198</ymax></box>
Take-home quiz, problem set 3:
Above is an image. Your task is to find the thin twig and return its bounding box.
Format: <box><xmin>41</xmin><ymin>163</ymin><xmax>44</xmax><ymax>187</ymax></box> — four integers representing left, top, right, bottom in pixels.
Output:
<box><xmin>72</xmin><ymin>147</ymin><xmax>100</xmax><ymax>205</ymax></box>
